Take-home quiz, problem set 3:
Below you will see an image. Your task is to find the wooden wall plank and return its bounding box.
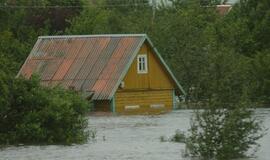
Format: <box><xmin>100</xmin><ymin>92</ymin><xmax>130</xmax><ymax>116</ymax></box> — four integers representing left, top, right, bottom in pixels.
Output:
<box><xmin>120</xmin><ymin>43</ymin><xmax>175</xmax><ymax>90</ymax></box>
<box><xmin>115</xmin><ymin>90</ymin><xmax>173</xmax><ymax>114</ymax></box>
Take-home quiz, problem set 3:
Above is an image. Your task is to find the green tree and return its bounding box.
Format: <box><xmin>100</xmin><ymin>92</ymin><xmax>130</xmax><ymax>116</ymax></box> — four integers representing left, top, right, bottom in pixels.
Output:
<box><xmin>66</xmin><ymin>6</ymin><xmax>113</xmax><ymax>34</ymax></box>
<box><xmin>149</xmin><ymin>0</ymin><xmax>219</xmax><ymax>101</ymax></box>
<box><xmin>0</xmin><ymin>76</ymin><xmax>90</xmax><ymax>145</ymax></box>
<box><xmin>0</xmin><ymin>0</ymin><xmax>85</xmax><ymax>77</ymax></box>
<box><xmin>250</xmin><ymin>51</ymin><xmax>270</xmax><ymax>104</ymax></box>
<box><xmin>216</xmin><ymin>0</ymin><xmax>270</xmax><ymax>56</ymax></box>
<box><xmin>187</xmin><ymin>99</ymin><xmax>263</xmax><ymax>159</ymax></box>
<box><xmin>66</xmin><ymin>0</ymin><xmax>152</xmax><ymax>35</ymax></box>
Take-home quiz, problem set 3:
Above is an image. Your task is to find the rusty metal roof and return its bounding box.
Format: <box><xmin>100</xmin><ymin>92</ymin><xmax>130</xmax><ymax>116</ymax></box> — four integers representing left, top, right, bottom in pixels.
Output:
<box><xmin>17</xmin><ymin>34</ymin><xmax>186</xmax><ymax>100</ymax></box>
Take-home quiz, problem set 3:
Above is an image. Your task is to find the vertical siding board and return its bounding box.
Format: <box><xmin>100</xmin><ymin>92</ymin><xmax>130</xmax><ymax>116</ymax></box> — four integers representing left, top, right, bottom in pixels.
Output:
<box><xmin>122</xmin><ymin>42</ymin><xmax>174</xmax><ymax>90</ymax></box>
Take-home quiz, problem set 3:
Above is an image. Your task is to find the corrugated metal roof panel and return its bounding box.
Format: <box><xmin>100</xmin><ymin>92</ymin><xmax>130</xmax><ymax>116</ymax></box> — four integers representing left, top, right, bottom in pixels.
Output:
<box><xmin>18</xmin><ymin>34</ymin><xmax>146</xmax><ymax>100</ymax></box>
<box><xmin>93</xmin><ymin>37</ymin><xmax>139</xmax><ymax>100</ymax></box>
<box><xmin>18</xmin><ymin>34</ymin><xmax>186</xmax><ymax>99</ymax></box>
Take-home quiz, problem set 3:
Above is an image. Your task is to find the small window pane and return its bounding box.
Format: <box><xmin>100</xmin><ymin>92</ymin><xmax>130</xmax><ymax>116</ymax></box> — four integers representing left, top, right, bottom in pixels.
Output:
<box><xmin>137</xmin><ymin>54</ymin><xmax>148</xmax><ymax>74</ymax></box>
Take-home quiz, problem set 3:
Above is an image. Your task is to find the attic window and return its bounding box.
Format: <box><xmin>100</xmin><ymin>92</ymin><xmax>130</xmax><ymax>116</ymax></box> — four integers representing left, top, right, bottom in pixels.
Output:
<box><xmin>137</xmin><ymin>54</ymin><xmax>148</xmax><ymax>74</ymax></box>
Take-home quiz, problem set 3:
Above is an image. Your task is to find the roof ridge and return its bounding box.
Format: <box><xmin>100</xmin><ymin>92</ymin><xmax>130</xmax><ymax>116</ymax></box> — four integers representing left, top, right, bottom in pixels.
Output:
<box><xmin>38</xmin><ymin>34</ymin><xmax>147</xmax><ymax>39</ymax></box>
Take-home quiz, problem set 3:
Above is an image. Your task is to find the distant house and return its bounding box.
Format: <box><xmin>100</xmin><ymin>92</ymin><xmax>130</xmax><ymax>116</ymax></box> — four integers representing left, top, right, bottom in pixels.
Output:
<box><xmin>216</xmin><ymin>4</ymin><xmax>232</xmax><ymax>15</ymax></box>
<box><xmin>18</xmin><ymin>34</ymin><xmax>186</xmax><ymax>114</ymax></box>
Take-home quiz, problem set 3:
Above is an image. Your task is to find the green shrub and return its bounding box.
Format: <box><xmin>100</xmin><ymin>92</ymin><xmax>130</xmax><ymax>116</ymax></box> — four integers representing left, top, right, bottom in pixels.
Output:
<box><xmin>159</xmin><ymin>135</ymin><xmax>167</xmax><ymax>142</ymax></box>
<box><xmin>185</xmin><ymin>99</ymin><xmax>264</xmax><ymax>160</ymax></box>
<box><xmin>0</xmin><ymin>75</ymin><xmax>90</xmax><ymax>145</ymax></box>
<box><xmin>159</xmin><ymin>130</ymin><xmax>186</xmax><ymax>143</ymax></box>
<box><xmin>171</xmin><ymin>130</ymin><xmax>186</xmax><ymax>143</ymax></box>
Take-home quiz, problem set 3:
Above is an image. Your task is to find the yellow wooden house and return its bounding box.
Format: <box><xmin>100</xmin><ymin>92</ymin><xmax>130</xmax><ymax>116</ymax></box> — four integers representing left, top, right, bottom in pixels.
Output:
<box><xmin>18</xmin><ymin>34</ymin><xmax>186</xmax><ymax>114</ymax></box>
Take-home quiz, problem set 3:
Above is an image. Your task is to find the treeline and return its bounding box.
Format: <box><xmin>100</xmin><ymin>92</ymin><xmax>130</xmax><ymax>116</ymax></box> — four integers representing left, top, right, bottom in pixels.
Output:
<box><xmin>0</xmin><ymin>0</ymin><xmax>89</xmax><ymax>145</ymax></box>
<box><xmin>0</xmin><ymin>0</ymin><xmax>269</xmax><ymax>105</ymax></box>
<box><xmin>0</xmin><ymin>0</ymin><xmax>269</xmax><ymax>146</ymax></box>
<box><xmin>0</xmin><ymin>75</ymin><xmax>89</xmax><ymax>145</ymax></box>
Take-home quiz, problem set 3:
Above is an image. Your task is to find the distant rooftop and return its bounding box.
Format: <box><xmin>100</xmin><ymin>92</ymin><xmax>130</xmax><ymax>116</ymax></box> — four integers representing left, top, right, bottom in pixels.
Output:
<box><xmin>216</xmin><ymin>4</ymin><xmax>232</xmax><ymax>15</ymax></box>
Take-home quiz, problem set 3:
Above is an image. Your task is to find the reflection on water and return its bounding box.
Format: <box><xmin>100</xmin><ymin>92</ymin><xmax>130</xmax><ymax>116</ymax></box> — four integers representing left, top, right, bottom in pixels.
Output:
<box><xmin>0</xmin><ymin>108</ymin><xmax>269</xmax><ymax>160</ymax></box>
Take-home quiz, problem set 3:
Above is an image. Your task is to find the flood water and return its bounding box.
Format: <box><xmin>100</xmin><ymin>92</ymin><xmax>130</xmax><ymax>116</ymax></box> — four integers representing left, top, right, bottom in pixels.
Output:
<box><xmin>1</xmin><ymin>109</ymin><xmax>269</xmax><ymax>160</ymax></box>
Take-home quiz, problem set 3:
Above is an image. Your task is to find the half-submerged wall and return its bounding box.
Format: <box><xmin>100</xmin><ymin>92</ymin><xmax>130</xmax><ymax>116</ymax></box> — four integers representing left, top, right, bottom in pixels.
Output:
<box><xmin>114</xmin><ymin>42</ymin><xmax>176</xmax><ymax>114</ymax></box>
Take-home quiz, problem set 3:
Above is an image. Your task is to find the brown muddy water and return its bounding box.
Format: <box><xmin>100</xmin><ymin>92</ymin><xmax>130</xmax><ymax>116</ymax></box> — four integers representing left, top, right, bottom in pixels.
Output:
<box><xmin>0</xmin><ymin>109</ymin><xmax>269</xmax><ymax>160</ymax></box>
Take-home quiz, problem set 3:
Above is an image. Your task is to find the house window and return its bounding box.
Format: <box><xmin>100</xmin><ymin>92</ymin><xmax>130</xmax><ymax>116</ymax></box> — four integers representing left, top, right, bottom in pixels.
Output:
<box><xmin>137</xmin><ymin>54</ymin><xmax>148</xmax><ymax>74</ymax></box>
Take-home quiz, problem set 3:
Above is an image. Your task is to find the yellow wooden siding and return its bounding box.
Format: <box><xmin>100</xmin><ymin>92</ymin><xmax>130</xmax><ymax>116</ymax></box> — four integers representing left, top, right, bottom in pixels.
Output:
<box><xmin>115</xmin><ymin>90</ymin><xmax>173</xmax><ymax>114</ymax></box>
<box><xmin>121</xmin><ymin>42</ymin><xmax>175</xmax><ymax>90</ymax></box>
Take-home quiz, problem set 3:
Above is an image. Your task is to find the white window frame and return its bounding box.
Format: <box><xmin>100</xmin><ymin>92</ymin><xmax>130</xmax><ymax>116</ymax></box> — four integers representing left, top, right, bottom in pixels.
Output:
<box><xmin>137</xmin><ymin>54</ymin><xmax>148</xmax><ymax>74</ymax></box>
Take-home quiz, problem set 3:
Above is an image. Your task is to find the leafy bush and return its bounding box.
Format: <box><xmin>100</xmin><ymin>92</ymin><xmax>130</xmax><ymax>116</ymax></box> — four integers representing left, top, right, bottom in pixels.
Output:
<box><xmin>250</xmin><ymin>51</ymin><xmax>270</xmax><ymax>105</ymax></box>
<box><xmin>171</xmin><ymin>130</ymin><xmax>186</xmax><ymax>143</ymax></box>
<box><xmin>159</xmin><ymin>135</ymin><xmax>167</xmax><ymax>142</ymax></box>
<box><xmin>0</xmin><ymin>75</ymin><xmax>90</xmax><ymax>145</ymax></box>
<box><xmin>159</xmin><ymin>130</ymin><xmax>186</xmax><ymax>143</ymax></box>
<box><xmin>185</xmin><ymin>99</ymin><xmax>264</xmax><ymax>160</ymax></box>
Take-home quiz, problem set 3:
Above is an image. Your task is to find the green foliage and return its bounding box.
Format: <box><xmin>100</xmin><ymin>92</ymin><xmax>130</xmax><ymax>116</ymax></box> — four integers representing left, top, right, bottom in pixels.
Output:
<box><xmin>0</xmin><ymin>76</ymin><xmax>89</xmax><ymax>145</ymax></box>
<box><xmin>217</xmin><ymin>0</ymin><xmax>270</xmax><ymax>56</ymax></box>
<box><xmin>66</xmin><ymin>7</ymin><xmax>113</xmax><ymax>34</ymax></box>
<box><xmin>0</xmin><ymin>72</ymin><xmax>10</xmax><ymax>114</ymax></box>
<box><xmin>159</xmin><ymin>130</ymin><xmax>186</xmax><ymax>143</ymax></box>
<box><xmin>0</xmin><ymin>0</ymin><xmax>269</xmax><ymax>150</ymax></box>
<box><xmin>149</xmin><ymin>1</ymin><xmax>218</xmax><ymax>99</ymax></box>
<box><xmin>0</xmin><ymin>0</ymin><xmax>269</xmax><ymax>105</ymax></box>
<box><xmin>0</xmin><ymin>31</ymin><xmax>27</xmax><ymax>73</ymax></box>
<box><xmin>1</xmin><ymin>0</ymin><xmax>84</xmax><ymax>34</ymax></box>
<box><xmin>186</xmin><ymin>98</ymin><xmax>264</xmax><ymax>159</ymax></box>
<box><xmin>66</xmin><ymin>0</ymin><xmax>152</xmax><ymax>34</ymax></box>
<box><xmin>171</xmin><ymin>130</ymin><xmax>186</xmax><ymax>143</ymax></box>
<box><xmin>0</xmin><ymin>0</ymin><xmax>85</xmax><ymax>76</ymax></box>
<box><xmin>205</xmin><ymin>48</ymin><xmax>253</xmax><ymax>106</ymax></box>
<box><xmin>250</xmin><ymin>51</ymin><xmax>270</xmax><ymax>104</ymax></box>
